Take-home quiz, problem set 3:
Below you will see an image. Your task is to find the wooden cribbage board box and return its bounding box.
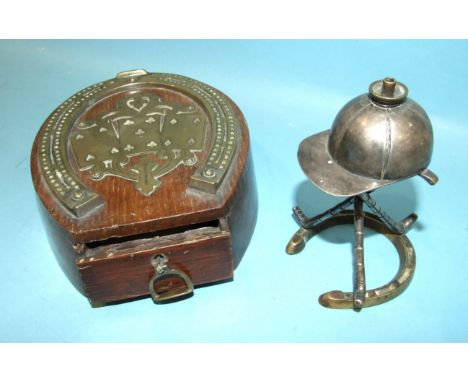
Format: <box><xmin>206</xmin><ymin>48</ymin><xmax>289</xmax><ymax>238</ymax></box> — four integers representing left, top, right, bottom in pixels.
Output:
<box><xmin>31</xmin><ymin>70</ymin><xmax>257</xmax><ymax>306</ymax></box>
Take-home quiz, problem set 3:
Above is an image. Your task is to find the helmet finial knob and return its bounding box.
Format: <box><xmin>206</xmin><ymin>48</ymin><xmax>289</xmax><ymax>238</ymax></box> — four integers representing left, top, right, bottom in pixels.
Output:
<box><xmin>381</xmin><ymin>77</ymin><xmax>396</xmax><ymax>97</ymax></box>
<box><xmin>369</xmin><ymin>77</ymin><xmax>408</xmax><ymax>105</ymax></box>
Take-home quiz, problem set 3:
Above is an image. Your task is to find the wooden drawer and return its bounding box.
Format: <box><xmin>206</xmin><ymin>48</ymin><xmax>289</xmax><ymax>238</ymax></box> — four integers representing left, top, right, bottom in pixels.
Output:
<box><xmin>77</xmin><ymin>220</ymin><xmax>233</xmax><ymax>305</ymax></box>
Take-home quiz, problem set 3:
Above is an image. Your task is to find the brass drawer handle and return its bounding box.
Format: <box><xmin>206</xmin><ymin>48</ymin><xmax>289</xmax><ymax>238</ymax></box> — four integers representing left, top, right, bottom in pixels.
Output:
<box><xmin>149</xmin><ymin>254</ymin><xmax>194</xmax><ymax>303</ymax></box>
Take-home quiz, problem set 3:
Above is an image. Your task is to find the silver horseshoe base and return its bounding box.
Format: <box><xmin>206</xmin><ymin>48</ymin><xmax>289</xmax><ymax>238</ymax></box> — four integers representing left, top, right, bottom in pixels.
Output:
<box><xmin>286</xmin><ymin>209</ymin><xmax>416</xmax><ymax>310</ymax></box>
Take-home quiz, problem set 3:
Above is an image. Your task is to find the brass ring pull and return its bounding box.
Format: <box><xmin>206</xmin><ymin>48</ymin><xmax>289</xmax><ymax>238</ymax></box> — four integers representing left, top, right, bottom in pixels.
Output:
<box><xmin>286</xmin><ymin>210</ymin><xmax>415</xmax><ymax>309</ymax></box>
<box><xmin>149</xmin><ymin>254</ymin><xmax>194</xmax><ymax>303</ymax></box>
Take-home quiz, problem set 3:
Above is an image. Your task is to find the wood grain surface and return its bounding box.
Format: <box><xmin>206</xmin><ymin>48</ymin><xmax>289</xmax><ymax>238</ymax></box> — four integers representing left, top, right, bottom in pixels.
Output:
<box><xmin>31</xmin><ymin>77</ymin><xmax>257</xmax><ymax>305</ymax></box>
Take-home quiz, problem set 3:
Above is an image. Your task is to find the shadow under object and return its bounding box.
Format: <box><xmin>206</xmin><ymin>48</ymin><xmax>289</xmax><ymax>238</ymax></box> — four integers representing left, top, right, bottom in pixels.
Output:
<box><xmin>286</xmin><ymin>77</ymin><xmax>438</xmax><ymax>310</ymax></box>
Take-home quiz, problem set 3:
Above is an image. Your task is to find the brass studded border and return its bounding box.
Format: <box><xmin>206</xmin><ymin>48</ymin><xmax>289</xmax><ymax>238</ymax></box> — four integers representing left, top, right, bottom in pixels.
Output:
<box><xmin>38</xmin><ymin>71</ymin><xmax>240</xmax><ymax>217</ymax></box>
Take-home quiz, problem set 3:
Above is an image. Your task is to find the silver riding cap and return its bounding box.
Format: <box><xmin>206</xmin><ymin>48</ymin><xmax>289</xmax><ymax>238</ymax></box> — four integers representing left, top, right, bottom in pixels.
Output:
<box><xmin>298</xmin><ymin>77</ymin><xmax>437</xmax><ymax>197</ymax></box>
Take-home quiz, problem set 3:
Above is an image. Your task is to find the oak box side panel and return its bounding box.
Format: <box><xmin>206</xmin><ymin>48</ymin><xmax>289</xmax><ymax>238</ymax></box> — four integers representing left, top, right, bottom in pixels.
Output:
<box><xmin>226</xmin><ymin>150</ymin><xmax>258</xmax><ymax>268</ymax></box>
<box><xmin>36</xmin><ymin>197</ymin><xmax>85</xmax><ymax>295</ymax></box>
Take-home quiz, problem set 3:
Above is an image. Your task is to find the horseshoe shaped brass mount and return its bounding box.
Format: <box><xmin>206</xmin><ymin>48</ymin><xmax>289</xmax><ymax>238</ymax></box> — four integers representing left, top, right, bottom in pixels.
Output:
<box><xmin>286</xmin><ymin>210</ymin><xmax>416</xmax><ymax>309</ymax></box>
<box><xmin>37</xmin><ymin>70</ymin><xmax>240</xmax><ymax>217</ymax></box>
<box><xmin>148</xmin><ymin>254</ymin><xmax>194</xmax><ymax>303</ymax></box>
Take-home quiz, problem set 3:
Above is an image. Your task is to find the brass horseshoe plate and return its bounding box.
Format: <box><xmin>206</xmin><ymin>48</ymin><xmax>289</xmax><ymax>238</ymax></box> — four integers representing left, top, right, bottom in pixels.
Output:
<box><xmin>38</xmin><ymin>70</ymin><xmax>239</xmax><ymax>217</ymax></box>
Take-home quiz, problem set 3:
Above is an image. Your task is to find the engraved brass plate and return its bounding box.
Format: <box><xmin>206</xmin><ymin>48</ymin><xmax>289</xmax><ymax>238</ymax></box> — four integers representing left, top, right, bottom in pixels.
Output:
<box><xmin>70</xmin><ymin>93</ymin><xmax>205</xmax><ymax>197</ymax></box>
<box><xmin>38</xmin><ymin>70</ymin><xmax>240</xmax><ymax>217</ymax></box>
